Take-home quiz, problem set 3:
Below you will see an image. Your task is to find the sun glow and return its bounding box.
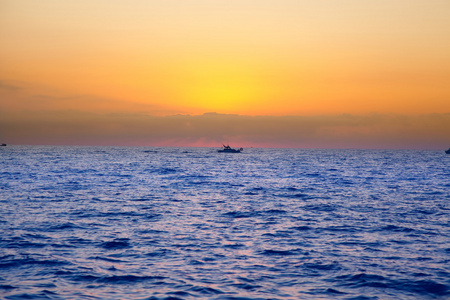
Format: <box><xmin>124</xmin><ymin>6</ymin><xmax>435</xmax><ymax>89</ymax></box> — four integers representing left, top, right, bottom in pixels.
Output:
<box><xmin>170</xmin><ymin>59</ymin><xmax>275</xmax><ymax>114</ymax></box>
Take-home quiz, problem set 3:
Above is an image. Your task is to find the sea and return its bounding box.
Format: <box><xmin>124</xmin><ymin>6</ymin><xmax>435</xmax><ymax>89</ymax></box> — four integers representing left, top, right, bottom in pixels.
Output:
<box><xmin>1</xmin><ymin>146</ymin><xmax>449</xmax><ymax>300</ymax></box>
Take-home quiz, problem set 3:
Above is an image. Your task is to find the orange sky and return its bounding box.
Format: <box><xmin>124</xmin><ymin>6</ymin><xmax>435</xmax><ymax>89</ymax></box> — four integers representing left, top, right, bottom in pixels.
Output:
<box><xmin>1</xmin><ymin>1</ymin><xmax>450</xmax><ymax>148</ymax></box>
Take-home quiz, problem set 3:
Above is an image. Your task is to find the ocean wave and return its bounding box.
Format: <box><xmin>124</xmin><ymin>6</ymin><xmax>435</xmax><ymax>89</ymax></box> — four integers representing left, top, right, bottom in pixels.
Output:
<box><xmin>70</xmin><ymin>274</ymin><xmax>167</xmax><ymax>284</ymax></box>
<box><xmin>99</xmin><ymin>238</ymin><xmax>132</xmax><ymax>250</ymax></box>
<box><xmin>1</xmin><ymin>147</ymin><xmax>449</xmax><ymax>299</ymax></box>
<box><xmin>0</xmin><ymin>257</ymin><xmax>69</xmax><ymax>269</ymax></box>
<box><xmin>335</xmin><ymin>273</ymin><xmax>449</xmax><ymax>296</ymax></box>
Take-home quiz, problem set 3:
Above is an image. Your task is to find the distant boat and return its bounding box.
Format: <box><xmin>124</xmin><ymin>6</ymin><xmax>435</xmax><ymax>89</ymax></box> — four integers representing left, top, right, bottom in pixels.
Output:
<box><xmin>218</xmin><ymin>145</ymin><xmax>243</xmax><ymax>153</ymax></box>
<box><xmin>446</xmin><ymin>148</ymin><xmax>450</xmax><ymax>154</ymax></box>
<box><xmin>0</xmin><ymin>143</ymin><xmax>6</xmax><ymax>147</ymax></box>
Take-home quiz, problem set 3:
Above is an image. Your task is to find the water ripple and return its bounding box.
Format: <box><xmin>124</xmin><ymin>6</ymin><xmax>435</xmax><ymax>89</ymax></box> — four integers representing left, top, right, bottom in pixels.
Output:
<box><xmin>0</xmin><ymin>146</ymin><xmax>449</xmax><ymax>299</ymax></box>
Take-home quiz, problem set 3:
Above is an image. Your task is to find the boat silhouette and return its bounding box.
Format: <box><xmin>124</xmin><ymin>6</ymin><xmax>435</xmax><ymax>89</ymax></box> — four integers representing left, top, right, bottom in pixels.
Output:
<box><xmin>218</xmin><ymin>145</ymin><xmax>243</xmax><ymax>153</ymax></box>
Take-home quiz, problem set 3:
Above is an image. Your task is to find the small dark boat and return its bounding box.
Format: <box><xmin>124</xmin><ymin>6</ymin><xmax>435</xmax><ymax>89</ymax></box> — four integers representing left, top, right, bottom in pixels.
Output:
<box><xmin>218</xmin><ymin>145</ymin><xmax>243</xmax><ymax>153</ymax></box>
<box><xmin>446</xmin><ymin>148</ymin><xmax>450</xmax><ymax>154</ymax></box>
<box><xmin>0</xmin><ymin>143</ymin><xmax>6</xmax><ymax>147</ymax></box>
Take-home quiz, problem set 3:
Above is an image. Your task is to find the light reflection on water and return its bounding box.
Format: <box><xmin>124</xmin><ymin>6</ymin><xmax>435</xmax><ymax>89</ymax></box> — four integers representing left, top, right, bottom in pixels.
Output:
<box><xmin>0</xmin><ymin>146</ymin><xmax>449</xmax><ymax>299</ymax></box>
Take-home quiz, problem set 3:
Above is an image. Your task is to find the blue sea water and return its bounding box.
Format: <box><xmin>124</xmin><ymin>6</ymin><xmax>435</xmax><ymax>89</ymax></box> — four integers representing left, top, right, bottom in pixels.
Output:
<box><xmin>0</xmin><ymin>146</ymin><xmax>449</xmax><ymax>300</ymax></box>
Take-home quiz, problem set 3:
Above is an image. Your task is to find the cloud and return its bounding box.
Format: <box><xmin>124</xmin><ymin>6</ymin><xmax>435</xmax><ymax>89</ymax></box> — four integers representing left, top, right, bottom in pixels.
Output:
<box><xmin>1</xmin><ymin>111</ymin><xmax>449</xmax><ymax>149</ymax></box>
<box><xmin>0</xmin><ymin>79</ymin><xmax>172</xmax><ymax>115</ymax></box>
<box><xmin>0</xmin><ymin>81</ymin><xmax>22</xmax><ymax>91</ymax></box>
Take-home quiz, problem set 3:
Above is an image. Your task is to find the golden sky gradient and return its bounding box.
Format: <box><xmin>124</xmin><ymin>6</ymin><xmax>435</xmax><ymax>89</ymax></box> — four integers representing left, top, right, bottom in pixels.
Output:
<box><xmin>1</xmin><ymin>0</ymin><xmax>450</xmax><ymax>148</ymax></box>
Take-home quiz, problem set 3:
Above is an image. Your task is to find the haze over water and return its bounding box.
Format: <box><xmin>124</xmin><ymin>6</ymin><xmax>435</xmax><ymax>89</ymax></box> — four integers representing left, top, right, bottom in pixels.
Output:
<box><xmin>1</xmin><ymin>146</ymin><xmax>449</xmax><ymax>299</ymax></box>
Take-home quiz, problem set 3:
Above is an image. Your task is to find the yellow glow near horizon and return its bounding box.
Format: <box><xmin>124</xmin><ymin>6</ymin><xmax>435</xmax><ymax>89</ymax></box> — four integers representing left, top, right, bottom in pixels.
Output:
<box><xmin>167</xmin><ymin>58</ymin><xmax>268</xmax><ymax>114</ymax></box>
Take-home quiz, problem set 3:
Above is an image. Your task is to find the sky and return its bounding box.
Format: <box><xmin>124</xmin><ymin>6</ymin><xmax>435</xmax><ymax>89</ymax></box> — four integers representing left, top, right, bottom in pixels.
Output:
<box><xmin>1</xmin><ymin>0</ymin><xmax>450</xmax><ymax>148</ymax></box>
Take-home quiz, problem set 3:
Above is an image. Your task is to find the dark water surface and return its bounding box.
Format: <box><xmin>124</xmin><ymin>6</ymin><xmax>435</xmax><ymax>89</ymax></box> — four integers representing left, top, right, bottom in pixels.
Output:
<box><xmin>1</xmin><ymin>146</ymin><xmax>449</xmax><ymax>299</ymax></box>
